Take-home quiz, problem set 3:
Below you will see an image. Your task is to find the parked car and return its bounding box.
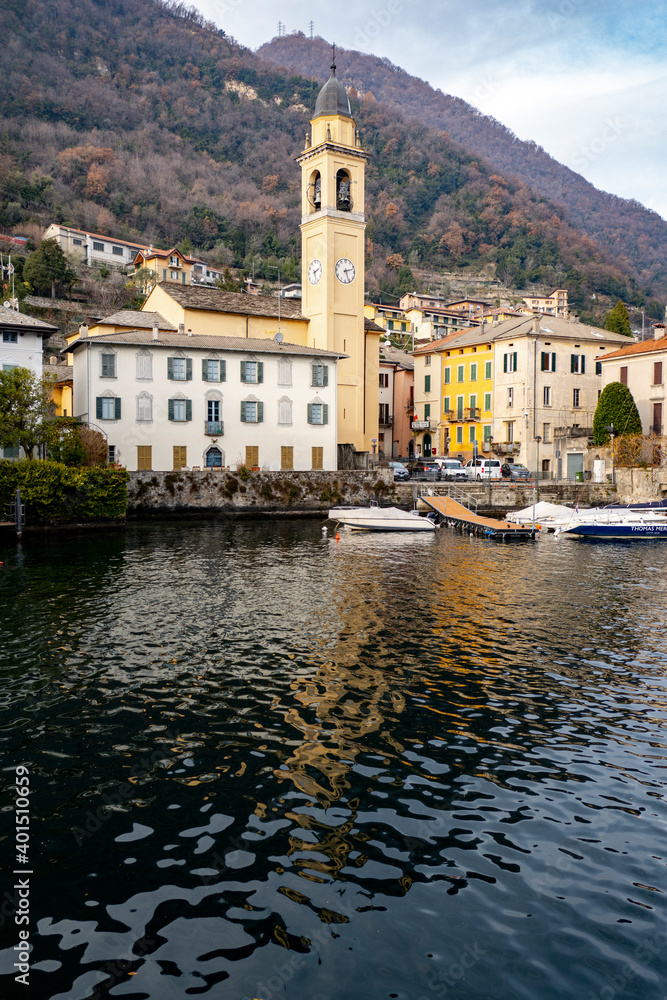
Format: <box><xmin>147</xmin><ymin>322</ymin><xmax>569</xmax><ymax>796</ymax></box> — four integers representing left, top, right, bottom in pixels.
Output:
<box><xmin>464</xmin><ymin>458</ymin><xmax>502</xmax><ymax>481</ymax></box>
<box><xmin>388</xmin><ymin>461</ymin><xmax>410</xmax><ymax>481</ymax></box>
<box><xmin>431</xmin><ymin>458</ymin><xmax>467</xmax><ymax>482</ymax></box>
<box><xmin>501</xmin><ymin>463</ymin><xmax>530</xmax><ymax>481</ymax></box>
<box><xmin>407</xmin><ymin>459</ymin><xmax>441</xmax><ymax>480</ymax></box>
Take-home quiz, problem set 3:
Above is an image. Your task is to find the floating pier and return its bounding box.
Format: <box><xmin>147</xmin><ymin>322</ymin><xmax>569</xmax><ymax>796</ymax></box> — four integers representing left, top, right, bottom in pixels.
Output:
<box><xmin>421</xmin><ymin>489</ymin><xmax>537</xmax><ymax>540</ymax></box>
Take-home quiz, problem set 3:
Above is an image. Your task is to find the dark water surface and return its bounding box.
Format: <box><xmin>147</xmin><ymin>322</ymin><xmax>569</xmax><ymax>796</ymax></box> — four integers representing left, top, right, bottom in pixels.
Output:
<box><xmin>1</xmin><ymin>520</ymin><xmax>667</xmax><ymax>1000</ymax></box>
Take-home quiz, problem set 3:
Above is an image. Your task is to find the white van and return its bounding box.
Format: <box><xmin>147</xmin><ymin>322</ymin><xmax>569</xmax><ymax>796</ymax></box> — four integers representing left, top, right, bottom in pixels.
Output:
<box><xmin>464</xmin><ymin>458</ymin><xmax>502</xmax><ymax>481</ymax></box>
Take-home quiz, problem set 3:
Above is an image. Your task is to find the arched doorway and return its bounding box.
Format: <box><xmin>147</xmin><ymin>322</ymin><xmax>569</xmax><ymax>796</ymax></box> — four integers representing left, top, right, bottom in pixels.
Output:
<box><xmin>423</xmin><ymin>433</ymin><xmax>432</xmax><ymax>458</ymax></box>
<box><xmin>205</xmin><ymin>446</ymin><xmax>223</xmax><ymax>468</ymax></box>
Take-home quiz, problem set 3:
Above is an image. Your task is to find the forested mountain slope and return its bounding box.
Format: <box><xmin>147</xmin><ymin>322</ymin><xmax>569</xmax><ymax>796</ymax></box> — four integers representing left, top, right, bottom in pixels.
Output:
<box><xmin>0</xmin><ymin>0</ymin><xmax>661</xmax><ymax>318</ymax></box>
<box><xmin>259</xmin><ymin>35</ymin><xmax>667</xmax><ymax>296</ymax></box>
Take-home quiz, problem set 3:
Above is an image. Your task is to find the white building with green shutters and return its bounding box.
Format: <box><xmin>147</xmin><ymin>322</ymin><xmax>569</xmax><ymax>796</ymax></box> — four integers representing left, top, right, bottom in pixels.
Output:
<box><xmin>67</xmin><ymin>328</ymin><xmax>342</xmax><ymax>471</ymax></box>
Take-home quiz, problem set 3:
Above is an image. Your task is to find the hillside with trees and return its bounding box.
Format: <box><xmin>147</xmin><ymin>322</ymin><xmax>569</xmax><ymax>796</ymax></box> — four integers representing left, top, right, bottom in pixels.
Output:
<box><xmin>259</xmin><ymin>35</ymin><xmax>667</xmax><ymax>298</ymax></box>
<box><xmin>0</xmin><ymin>0</ymin><xmax>662</xmax><ymax>322</ymax></box>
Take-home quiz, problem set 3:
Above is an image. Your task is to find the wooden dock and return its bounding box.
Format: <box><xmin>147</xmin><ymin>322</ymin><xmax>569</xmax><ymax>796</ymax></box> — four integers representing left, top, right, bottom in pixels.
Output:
<box><xmin>421</xmin><ymin>492</ymin><xmax>536</xmax><ymax>540</ymax></box>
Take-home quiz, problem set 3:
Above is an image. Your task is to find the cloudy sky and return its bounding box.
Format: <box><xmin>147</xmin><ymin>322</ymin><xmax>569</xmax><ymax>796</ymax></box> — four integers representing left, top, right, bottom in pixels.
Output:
<box><xmin>195</xmin><ymin>0</ymin><xmax>667</xmax><ymax>219</ymax></box>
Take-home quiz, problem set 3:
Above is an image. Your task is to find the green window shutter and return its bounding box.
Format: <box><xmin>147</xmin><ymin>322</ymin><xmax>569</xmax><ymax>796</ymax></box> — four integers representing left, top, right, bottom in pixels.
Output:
<box><xmin>114</xmin><ymin>397</ymin><xmax>121</xmax><ymax>420</ymax></box>
<box><xmin>424</xmin><ymin>403</ymin><xmax>430</xmax><ymax>418</ymax></box>
<box><xmin>96</xmin><ymin>397</ymin><xmax>103</xmax><ymax>419</ymax></box>
<box><xmin>470</xmin><ymin>364</ymin><xmax>477</xmax><ymax>381</ymax></box>
<box><xmin>202</xmin><ymin>360</ymin><xmax>209</xmax><ymax>381</ymax></box>
<box><xmin>503</xmin><ymin>354</ymin><xmax>508</xmax><ymax>373</ymax></box>
<box><xmin>311</xmin><ymin>363</ymin><xmax>317</xmax><ymax>386</ymax></box>
<box><xmin>220</xmin><ymin>360</ymin><xmax>226</xmax><ymax>382</ymax></box>
<box><xmin>323</xmin><ymin>365</ymin><xmax>329</xmax><ymax>386</ymax></box>
<box><xmin>258</xmin><ymin>362</ymin><xmax>264</xmax><ymax>383</ymax></box>
<box><xmin>541</xmin><ymin>352</ymin><xmax>546</xmax><ymax>371</ymax></box>
<box><xmin>513</xmin><ymin>352</ymin><xmax>517</xmax><ymax>371</ymax></box>
<box><xmin>186</xmin><ymin>358</ymin><xmax>192</xmax><ymax>381</ymax></box>
<box><xmin>552</xmin><ymin>352</ymin><xmax>556</xmax><ymax>372</ymax></box>
<box><xmin>444</xmin><ymin>368</ymin><xmax>450</xmax><ymax>384</ymax></box>
<box><xmin>485</xmin><ymin>361</ymin><xmax>492</xmax><ymax>379</ymax></box>
<box><xmin>307</xmin><ymin>403</ymin><xmax>313</xmax><ymax>423</ymax></box>
<box><xmin>162</xmin><ymin>269</ymin><xmax>166</xmax><ymax>281</ymax></box>
<box><xmin>595</xmin><ymin>360</ymin><xmax>602</xmax><ymax>375</ymax></box>
<box><xmin>323</xmin><ymin>403</ymin><xmax>328</xmax><ymax>424</ymax></box>
<box><xmin>240</xmin><ymin>401</ymin><xmax>246</xmax><ymax>422</ymax></box>
<box><xmin>168</xmin><ymin>399</ymin><xmax>174</xmax><ymax>421</ymax></box>
<box><xmin>581</xmin><ymin>355</ymin><xmax>585</xmax><ymax>374</ymax></box>
<box><xmin>240</xmin><ymin>360</ymin><xmax>246</xmax><ymax>382</ymax></box>
<box><xmin>181</xmin><ymin>272</ymin><xmax>186</xmax><ymax>284</ymax></box>
<box><xmin>185</xmin><ymin>399</ymin><xmax>192</xmax><ymax>421</ymax></box>
<box><xmin>571</xmin><ymin>354</ymin><xmax>576</xmax><ymax>373</ymax></box>
<box><xmin>257</xmin><ymin>401</ymin><xmax>264</xmax><ymax>422</ymax></box>
<box><xmin>425</xmin><ymin>375</ymin><xmax>431</xmax><ymax>392</ymax></box>
<box><xmin>167</xmin><ymin>357</ymin><xmax>174</xmax><ymax>380</ymax></box>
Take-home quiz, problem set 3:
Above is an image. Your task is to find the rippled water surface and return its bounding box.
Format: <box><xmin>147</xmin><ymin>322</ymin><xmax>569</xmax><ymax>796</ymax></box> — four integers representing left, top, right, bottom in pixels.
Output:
<box><xmin>1</xmin><ymin>519</ymin><xmax>667</xmax><ymax>1000</ymax></box>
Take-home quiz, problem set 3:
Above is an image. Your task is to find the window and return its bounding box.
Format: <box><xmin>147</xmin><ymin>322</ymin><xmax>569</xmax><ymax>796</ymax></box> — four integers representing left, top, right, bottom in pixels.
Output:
<box><xmin>444</xmin><ymin>396</ymin><xmax>450</xmax><ymax>415</ymax></box>
<box><xmin>312</xmin><ymin>447</ymin><xmax>323</xmax><ymax>470</ymax></box>
<box><xmin>311</xmin><ymin>363</ymin><xmax>329</xmax><ymax>387</ymax></box>
<box><xmin>379</xmin><ymin>403</ymin><xmax>390</xmax><ymax>424</ymax></box>
<box><xmin>483</xmin><ymin>425</ymin><xmax>492</xmax><ymax>441</ymax></box>
<box><xmin>654</xmin><ymin>361</ymin><xmax>663</xmax><ymax>385</ymax></box>
<box><xmin>2</xmin><ymin>331</ymin><xmax>17</xmax><ymax>343</ymax></box>
<box><xmin>540</xmin><ymin>352</ymin><xmax>556</xmax><ymax>372</ymax></box>
<box><xmin>506</xmin><ymin>421</ymin><xmax>514</xmax><ymax>443</ymax></box>
<box><xmin>246</xmin><ymin>446</ymin><xmax>259</xmax><ymax>468</ymax></box>
<box><xmin>456</xmin><ymin>396</ymin><xmax>464</xmax><ymax>419</ymax></box>
<box><xmin>508</xmin><ymin>387</ymin><xmax>514</xmax><ymax>407</ymax></box>
<box><xmin>73</xmin><ymin>238</ymin><xmax>82</xmax><ymax>246</ymax></box>
<box><xmin>137</xmin><ymin>446</ymin><xmax>152</xmax><ymax>470</ymax></box>
<box><xmin>241</xmin><ymin>360</ymin><xmax>263</xmax><ymax>384</ymax></box>
<box><xmin>107</xmin><ymin>445</ymin><xmax>116</xmax><ymax>464</ymax></box>
<box><xmin>543</xmin><ymin>386</ymin><xmax>551</xmax><ymax>406</ymax></box>
<box><xmin>202</xmin><ymin>359</ymin><xmax>226</xmax><ymax>382</ymax></box>
<box><xmin>484</xmin><ymin>392</ymin><xmax>491</xmax><ymax>411</ymax></box>
<box><xmin>3</xmin><ymin>446</ymin><xmax>20</xmax><ymax>459</ymax></box>
<box><xmin>168</xmin><ymin>357</ymin><xmax>192</xmax><ymax>381</ymax></box>
<box><xmin>168</xmin><ymin>398</ymin><xmax>192</xmax><ymax>421</ymax></box>
<box><xmin>278</xmin><ymin>359</ymin><xmax>292</xmax><ymax>386</ymax></box>
<box><xmin>162</xmin><ymin>269</ymin><xmax>167</xmax><ymax>281</ymax></box>
<box><xmin>207</xmin><ymin>399</ymin><xmax>221</xmax><ymax>423</ymax></box>
<box><xmin>136</xmin><ymin>393</ymin><xmax>152</xmax><ymax>422</ymax></box>
<box><xmin>241</xmin><ymin>400</ymin><xmax>263</xmax><ymax>423</ymax></box>
<box><xmin>308</xmin><ymin>402</ymin><xmax>328</xmax><ymax>425</ymax></box>
<box><xmin>425</xmin><ymin>355</ymin><xmax>431</xmax><ymax>366</ymax></box>
<box><xmin>424</xmin><ymin>403</ymin><xmax>430</xmax><ymax>420</ymax></box>
<box><xmin>173</xmin><ymin>446</ymin><xmax>187</xmax><ymax>470</ymax></box>
<box><xmin>2</xmin><ymin>363</ymin><xmax>17</xmax><ymax>371</ymax></box>
<box><xmin>543</xmin><ymin>423</ymin><xmax>551</xmax><ymax>443</ymax></box>
<box><xmin>281</xmin><ymin>446</ymin><xmax>294</xmax><ymax>470</ymax></box>
<box><xmin>136</xmin><ymin>350</ymin><xmax>152</xmax><ymax>380</ymax></box>
<box><xmin>444</xmin><ymin>367</ymin><xmax>451</xmax><ymax>385</ymax></box>
<box><xmin>170</xmin><ymin>270</ymin><xmax>179</xmax><ymax>280</ymax></box>
<box><xmin>620</xmin><ymin>366</ymin><xmax>628</xmax><ymax>385</ymax></box>
<box><xmin>485</xmin><ymin>361</ymin><xmax>492</xmax><ymax>379</ymax></box>
<box><xmin>92</xmin><ymin>241</ymin><xmax>104</xmax><ymax>251</ymax></box>
<box><xmin>424</xmin><ymin>375</ymin><xmax>431</xmax><ymax>393</ymax></box>
<box><xmin>470</xmin><ymin>363</ymin><xmax>477</xmax><ymax>382</ymax></box>
<box><xmin>379</xmin><ymin>372</ymin><xmax>389</xmax><ymax>388</ymax></box>
<box><xmin>278</xmin><ymin>397</ymin><xmax>292</xmax><ymax>425</ymax></box>
<box><xmin>469</xmin><ymin>394</ymin><xmax>477</xmax><ymax>413</ymax></box>
<box><xmin>573</xmin><ymin>388</ymin><xmax>581</xmax><ymax>408</ymax></box>
<box><xmin>457</xmin><ymin>365</ymin><xmax>464</xmax><ymax>382</ymax></box>
<box><xmin>469</xmin><ymin>426</ymin><xmax>476</xmax><ymax>443</ymax></box>
<box><xmin>570</xmin><ymin>354</ymin><xmax>585</xmax><ymax>374</ymax></box>
<box><xmin>96</xmin><ymin>396</ymin><xmax>120</xmax><ymax>420</ymax></box>
<box><xmin>170</xmin><ymin>256</ymin><xmax>179</xmax><ymax>266</ymax></box>
<box><xmin>595</xmin><ymin>361</ymin><xmax>602</xmax><ymax>375</ymax></box>
<box><xmin>652</xmin><ymin>402</ymin><xmax>663</xmax><ymax>435</ymax></box>
<box><xmin>456</xmin><ymin>426</ymin><xmax>463</xmax><ymax>444</ymax></box>
<box><xmin>503</xmin><ymin>352</ymin><xmax>518</xmax><ymax>373</ymax></box>
<box><xmin>100</xmin><ymin>352</ymin><xmax>116</xmax><ymax>378</ymax></box>
<box><xmin>112</xmin><ymin>246</ymin><xmax>123</xmax><ymax>256</ymax></box>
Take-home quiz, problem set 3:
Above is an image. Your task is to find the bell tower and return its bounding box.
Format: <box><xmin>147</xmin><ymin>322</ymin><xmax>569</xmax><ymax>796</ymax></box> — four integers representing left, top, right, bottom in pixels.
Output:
<box><xmin>297</xmin><ymin>55</ymin><xmax>378</xmax><ymax>456</ymax></box>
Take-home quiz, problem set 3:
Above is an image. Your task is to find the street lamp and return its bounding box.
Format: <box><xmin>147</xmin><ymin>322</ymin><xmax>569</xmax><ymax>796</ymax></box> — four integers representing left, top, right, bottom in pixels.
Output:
<box><xmin>534</xmin><ymin>435</ymin><xmax>542</xmax><ymax>503</ymax></box>
<box><xmin>605</xmin><ymin>423</ymin><xmax>615</xmax><ymax>484</ymax></box>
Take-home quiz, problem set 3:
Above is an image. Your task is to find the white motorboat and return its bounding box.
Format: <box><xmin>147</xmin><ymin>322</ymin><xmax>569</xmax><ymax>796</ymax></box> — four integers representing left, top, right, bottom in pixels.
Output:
<box><xmin>506</xmin><ymin>501</ymin><xmax>575</xmax><ymax>530</ymax></box>
<box><xmin>328</xmin><ymin>502</ymin><xmax>436</xmax><ymax>532</ymax></box>
<box><xmin>554</xmin><ymin>506</ymin><xmax>667</xmax><ymax>539</ymax></box>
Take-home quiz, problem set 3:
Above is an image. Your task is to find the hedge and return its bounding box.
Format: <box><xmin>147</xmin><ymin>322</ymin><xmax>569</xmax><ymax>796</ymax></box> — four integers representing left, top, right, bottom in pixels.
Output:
<box><xmin>0</xmin><ymin>460</ymin><xmax>129</xmax><ymax>523</ymax></box>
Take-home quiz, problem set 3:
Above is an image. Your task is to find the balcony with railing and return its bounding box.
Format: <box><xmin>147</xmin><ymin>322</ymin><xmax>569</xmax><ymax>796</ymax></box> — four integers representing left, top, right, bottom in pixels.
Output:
<box><xmin>554</xmin><ymin>426</ymin><xmax>593</xmax><ymax>440</ymax></box>
<box><xmin>205</xmin><ymin>421</ymin><xmax>224</xmax><ymax>436</ymax></box>
<box><xmin>464</xmin><ymin>406</ymin><xmax>480</xmax><ymax>421</ymax></box>
<box><xmin>493</xmin><ymin>441</ymin><xmax>521</xmax><ymax>454</ymax></box>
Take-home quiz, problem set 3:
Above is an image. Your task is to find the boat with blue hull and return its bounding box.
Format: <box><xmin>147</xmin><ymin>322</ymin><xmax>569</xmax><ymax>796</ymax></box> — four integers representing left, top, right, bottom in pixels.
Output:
<box><xmin>555</xmin><ymin>507</ymin><xmax>667</xmax><ymax>539</ymax></box>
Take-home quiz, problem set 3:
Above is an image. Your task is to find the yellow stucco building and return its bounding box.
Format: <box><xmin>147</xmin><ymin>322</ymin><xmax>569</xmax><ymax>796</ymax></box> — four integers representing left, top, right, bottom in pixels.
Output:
<box><xmin>442</xmin><ymin>330</ymin><xmax>495</xmax><ymax>462</ymax></box>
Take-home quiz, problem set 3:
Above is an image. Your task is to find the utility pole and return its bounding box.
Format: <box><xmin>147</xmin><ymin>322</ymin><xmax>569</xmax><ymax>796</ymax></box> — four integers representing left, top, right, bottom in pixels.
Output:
<box><xmin>277</xmin><ymin>21</ymin><xmax>285</xmax><ymax>37</ymax></box>
<box><xmin>308</xmin><ymin>20</ymin><xmax>314</xmax><ymax>40</ymax></box>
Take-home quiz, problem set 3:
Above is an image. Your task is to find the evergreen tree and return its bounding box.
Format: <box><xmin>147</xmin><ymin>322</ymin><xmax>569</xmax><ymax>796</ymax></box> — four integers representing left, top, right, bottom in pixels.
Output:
<box><xmin>0</xmin><ymin>367</ymin><xmax>58</xmax><ymax>458</ymax></box>
<box><xmin>604</xmin><ymin>300</ymin><xmax>632</xmax><ymax>337</ymax></box>
<box><xmin>23</xmin><ymin>239</ymin><xmax>77</xmax><ymax>298</ymax></box>
<box><xmin>593</xmin><ymin>381</ymin><xmax>642</xmax><ymax>445</ymax></box>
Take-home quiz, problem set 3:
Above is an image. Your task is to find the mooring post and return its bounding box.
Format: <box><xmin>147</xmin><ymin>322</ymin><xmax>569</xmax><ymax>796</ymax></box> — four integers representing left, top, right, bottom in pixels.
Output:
<box><xmin>15</xmin><ymin>487</ymin><xmax>22</xmax><ymax>540</ymax></box>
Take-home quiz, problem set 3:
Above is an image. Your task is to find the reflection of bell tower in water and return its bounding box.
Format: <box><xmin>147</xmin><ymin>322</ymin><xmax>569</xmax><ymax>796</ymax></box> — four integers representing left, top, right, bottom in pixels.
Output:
<box><xmin>298</xmin><ymin>56</ymin><xmax>379</xmax><ymax>454</ymax></box>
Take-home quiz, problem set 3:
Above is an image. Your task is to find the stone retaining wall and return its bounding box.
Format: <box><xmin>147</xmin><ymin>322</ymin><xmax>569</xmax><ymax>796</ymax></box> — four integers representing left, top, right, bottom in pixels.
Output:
<box><xmin>127</xmin><ymin>469</ymin><xmax>396</xmax><ymax>516</ymax></box>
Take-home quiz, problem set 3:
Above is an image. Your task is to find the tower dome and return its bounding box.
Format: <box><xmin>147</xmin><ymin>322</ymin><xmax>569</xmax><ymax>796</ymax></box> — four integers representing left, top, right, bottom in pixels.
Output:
<box><xmin>313</xmin><ymin>60</ymin><xmax>351</xmax><ymax>119</ymax></box>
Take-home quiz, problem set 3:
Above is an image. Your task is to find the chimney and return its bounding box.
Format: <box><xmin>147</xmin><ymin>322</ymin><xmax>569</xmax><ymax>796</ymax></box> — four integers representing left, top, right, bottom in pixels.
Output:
<box><xmin>79</xmin><ymin>323</ymin><xmax>89</xmax><ymax>338</ymax></box>
<box><xmin>49</xmin><ymin>355</ymin><xmax>57</xmax><ymax>365</ymax></box>
<box><xmin>654</xmin><ymin>323</ymin><xmax>665</xmax><ymax>341</ymax></box>
<box><xmin>187</xmin><ymin>328</ymin><xmax>193</xmax><ymax>337</ymax></box>
<box><xmin>532</xmin><ymin>315</ymin><xmax>539</xmax><ymax>334</ymax></box>
<box><xmin>178</xmin><ymin>323</ymin><xmax>185</xmax><ymax>335</ymax></box>
<box><xmin>152</xmin><ymin>324</ymin><xmax>159</xmax><ymax>341</ymax></box>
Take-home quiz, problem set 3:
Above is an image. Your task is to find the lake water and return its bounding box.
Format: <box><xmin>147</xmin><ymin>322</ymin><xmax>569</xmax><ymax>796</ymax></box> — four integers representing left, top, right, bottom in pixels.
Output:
<box><xmin>1</xmin><ymin>519</ymin><xmax>667</xmax><ymax>1000</ymax></box>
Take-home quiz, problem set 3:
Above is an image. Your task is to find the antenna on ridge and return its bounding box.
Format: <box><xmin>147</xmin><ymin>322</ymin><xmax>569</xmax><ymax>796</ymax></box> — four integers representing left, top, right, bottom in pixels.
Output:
<box><xmin>308</xmin><ymin>19</ymin><xmax>314</xmax><ymax>41</ymax></box>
